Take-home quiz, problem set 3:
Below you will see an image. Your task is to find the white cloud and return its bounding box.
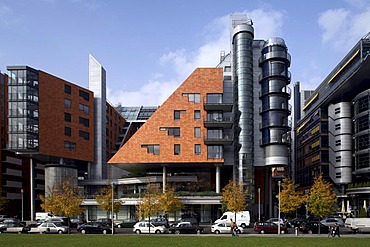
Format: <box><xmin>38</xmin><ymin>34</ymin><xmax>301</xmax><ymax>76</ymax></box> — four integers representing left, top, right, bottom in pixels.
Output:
<box><xmin>109</xmin><ymin>8</ymin><xmax>285</xmax><ymax>106</ymax></box>
<box><xmin>318</xmin><ymin>7</ymin><xmax>370</xmax><ymax>51</ymax></box>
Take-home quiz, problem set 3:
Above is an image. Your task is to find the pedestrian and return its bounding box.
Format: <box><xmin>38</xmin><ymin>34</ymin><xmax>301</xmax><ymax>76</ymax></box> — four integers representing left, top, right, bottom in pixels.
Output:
<box><xmin>230</xmin><ymin>218</ymin><xmax>236</xmax><ymax>236</ymax></box>
<box><xmin>333</xmin><ymin>223</ymin><xmax>340</xmax><ymax>237</ymax></box>
<box><xmin>328</xmin><ymin>226</ymin><xmax>333</xmax><ymax>237</ymax></box>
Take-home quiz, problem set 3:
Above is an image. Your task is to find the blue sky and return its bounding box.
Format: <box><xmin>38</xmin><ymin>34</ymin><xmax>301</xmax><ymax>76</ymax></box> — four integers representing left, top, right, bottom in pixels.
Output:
<box><xmin>1</xmin><ymin>0</ymin><xmax>370</xmax><ymax>106</ymax></box>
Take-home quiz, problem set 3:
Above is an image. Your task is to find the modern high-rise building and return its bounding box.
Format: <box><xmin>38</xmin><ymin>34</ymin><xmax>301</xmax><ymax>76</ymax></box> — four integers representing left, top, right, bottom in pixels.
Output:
<box><xmin>109</xmin><ymin>14</ymin><xmax>292</xmax><ymax>220</ymax></box>
<box><xmin>294</xmin><ymin>32</ymin><xmax>370</xmax><ymax>213</ymax></box>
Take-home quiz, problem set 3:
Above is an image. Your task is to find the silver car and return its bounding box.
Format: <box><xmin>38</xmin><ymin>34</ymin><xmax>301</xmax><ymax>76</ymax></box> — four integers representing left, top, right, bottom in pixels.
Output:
<box><xmin>37</xmin><ymin>222</ymin><xmax>69</xmax><ymax>234</ymax></box>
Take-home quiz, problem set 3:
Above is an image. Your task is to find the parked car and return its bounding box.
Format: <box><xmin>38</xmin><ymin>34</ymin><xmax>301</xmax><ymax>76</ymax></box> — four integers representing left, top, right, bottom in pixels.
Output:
<box><xmin>0</xmin><ymin>219</ymin><xmax>28</xmax><ymax>234</ymax></box>
<box><xmin>170</xmin><ymin>217</ymin><xmax>199</xmax><ymax>227</ymax></box>
<box><xmin>289</xmin><ymin>217</ymin><xmax>308</xmax><ymax>227</ymax></box>
<box><xmin>95</xmin><ymin>218</ymin><xmax>113</xmax><ymax>226</ymax></box>
<box><xmin>211</xmin><ymin>222</ymin><xmax>244</xmax><ymax>234</ymax></box>
<box><xmin>320</xmin><ymin>218</ymin><xmax>344</xmax><ymax>227</ymax></box>
<box><xmin>77</xmin><ymin>223</ymin><xmax>112</xmax><ymax>234</ymax></box>
<box><xmin>133</xmin><ymin>221</ymin><xmax>168</xmax><ymax>234</ymax></box>
<box><xmin>151</xmin><ymin>217</ymin><xmax>168</xmax><ymax>227</ymax></box>
<box><xmin>299</xmin><ymin>221</ymin><xmax>329</xmax><ymax>234</ymax></box>
<box><xmin>266</xmin><ymin>218</ymin><xmax>284</xmax><ymax>226</ymax></box>
<box><xmin>115</xmin><ymin>219</ymin><xmax>138</xmax><ymax>228</ymax></box>
<box><xmin>37</xmin><ymin>222</ymin><xmax>69</xmax><ymax>234</ymax></box>
<box><xmin>254</xmin><ymin>221</ymin><xmax>288</xmax><ymax>234</ymax></box>
<box><xmin>168</xmin><ymin>222</ymin><xmax>204</xmax><ymax>235</ymax></box>
<box><xmin>44</xmin><ymin>217</ymin><xmax>69</xmax><ymax>226</ymax></box>
<box><xmin>0</xmin><ymin>215</ymin><xmax>8</xmax><ymax>222</ymax></box>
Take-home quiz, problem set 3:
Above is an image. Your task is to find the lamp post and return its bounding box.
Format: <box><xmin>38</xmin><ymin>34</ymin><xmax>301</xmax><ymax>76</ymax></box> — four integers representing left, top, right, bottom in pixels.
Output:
<box><xmin>258</xmin><ymin>188</ymin><xmax>261</xmax><ymax>222</ymax></box>
<box><xmin>278</xmin><ymin>181</ymin><xmax>281</xmax><ymax>235</ymax></box>
<box><xmin>111</xmin><ymin>183</ymin><xmax>115</xmax><ymax>235</ymax></box>
<box><xmin>21</xmin><ymin>188</ymin><xmax>24</xmax><ymax>222</ymax></box>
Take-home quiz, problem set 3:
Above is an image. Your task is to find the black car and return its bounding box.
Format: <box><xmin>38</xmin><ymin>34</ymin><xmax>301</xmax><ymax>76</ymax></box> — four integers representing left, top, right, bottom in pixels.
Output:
<box><xmin>115</xmin><ymin>219</ymin><xmax>138</xmax><ymax>228</ymax></box>
<box><xmin>170</xmin><ymin>217</ymin><xmax>199</xmax><ymax>227</ymax></box>
<box><xmin>168</xmin><ymin>222</ymin><xmax>204</xmax><ymax>234</ymax></box>
<box><xmin>78</xmin><ymin>223</ymin><xmax>112</xmax><ymax>234</ymax></box>
<box><xmin>289</xmin><ymin>217</ymin><xmax>308</xmax><ymax>227</ymax></box>
<box><xmin>299</xmin><ymin>221</ymin><xmax>329</xmax><ymax>234</ymax></box>
<box><xmin>151</xmin><ymin>217</ymin><xmax>168</xmax><ymax>227</ymax></box>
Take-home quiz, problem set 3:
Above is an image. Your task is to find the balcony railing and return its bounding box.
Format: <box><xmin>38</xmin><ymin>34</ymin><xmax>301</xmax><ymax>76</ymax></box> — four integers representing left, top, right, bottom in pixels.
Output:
<box><xmin>204</xmin><ymin>134</ymin><xmax>233</xmax><ymax>145</ymax></box>
<box><xmin>203</xmin><ymin>97</ymin><xmax>233</xmax><ymax>112</ymax></box>
<box><xmin>203</xmin><ymin>116</ymin><xmax>233</xmax><ymax>129</ymax></box>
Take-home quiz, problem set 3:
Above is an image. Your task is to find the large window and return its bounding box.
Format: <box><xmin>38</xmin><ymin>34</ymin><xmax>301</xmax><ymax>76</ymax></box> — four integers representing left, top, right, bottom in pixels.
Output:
<box><xmin>206</xmin><ymin>93</ymin><xmax>222</xmax><ymax>103</ymax></box>
<box><xmin>79</xmin><ymin>130</ymin><xmax>90</xmax><ymax>140</ymax></box>
<box><xmin>141</xmin><ymin>144</ymin><xmax>160</xmax><ymax>155</ymax></box>
<box><xmin>174</xmin><ymin>110</ymin><xmax>185</xmax><ymax>120</ymax></box>
<box><xmin>183</xmin><ymin>93</ymin><xmax>200</xmax><ymax>104</ymax></box>
<box><xmin>79</xmin><ymin>117</ymin><xmax>90</xmax><ymax>127</ymax></box>
<box><xmin>79</xmin><ymin>90</ymin><xmax>90</xmax><ymax>101</ymax></box>
<box><xmin>79</xmin><ymin>104</ymin><xmax>90</xmax><ymax>114</ymax></box>
<box><xmin>207</xmin><ymin>145</ymin><xmax>223</xmax><ymax>159</ymax></box>
<box><xmin>194</xmin><ymin>127</ymin><xmax>201</xmax><ymax>138</ymax></box>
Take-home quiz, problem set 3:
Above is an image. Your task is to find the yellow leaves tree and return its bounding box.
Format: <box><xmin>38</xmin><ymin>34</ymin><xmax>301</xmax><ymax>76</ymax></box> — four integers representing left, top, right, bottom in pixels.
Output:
<box><xmin>222</xmin><ymin>180</ymin><xmax>248</xmax><ymax>215</ymax></box>
<box><xmin>276</xmin><ymin>177</ymin><xmax>306</xmax><ymax>216</ymax></box>
<box><xmin>307</xmin><ymin>175</ymin><xmax>337</xmax><ymax>218</ymax></box>
<box><xmin>136</xmin><ymin>184</ymin><xmax>161</xmax><ymax>221</ymax></box>
<box><xmin>40</xmin><ymin>177</ymin><xmax>83</xmax><ymax>232</ymax></box>
<box><xmin>96</xmin><ymin>185</ymin><xmax>121</xmax><ymax>218</ymax></box>
<box><xmin>157</xmin><ymin>187</ymin><xmax>184</xmax><ymax>217</ymax></box>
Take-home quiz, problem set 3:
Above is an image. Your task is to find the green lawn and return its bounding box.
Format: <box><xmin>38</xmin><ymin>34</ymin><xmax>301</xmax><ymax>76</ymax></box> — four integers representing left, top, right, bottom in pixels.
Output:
<box><xmin>0</xmin><ymin>234</ymin><xmax>369</xmax><ymax>247</ymax></box>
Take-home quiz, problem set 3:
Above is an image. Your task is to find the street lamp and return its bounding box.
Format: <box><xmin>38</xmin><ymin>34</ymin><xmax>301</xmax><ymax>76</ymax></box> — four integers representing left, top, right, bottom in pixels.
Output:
<box><xmin>21</xmin><ymin>188</ymin><xmax>24</xmax><ymax>222</ymax></box>
<box><xmin>111</xmin><ymin>183</ymin><xmax>115</xmax><ymax>235</ymax></box>
<box><xmin>258</xmin><ymin>188</ymin><xmax>261</xmax><ymax>222</ymax></box>
<box><xmin>278</xmin><ymin>181</ymin><xmax>281</xmax><ymax>235</ymax></box>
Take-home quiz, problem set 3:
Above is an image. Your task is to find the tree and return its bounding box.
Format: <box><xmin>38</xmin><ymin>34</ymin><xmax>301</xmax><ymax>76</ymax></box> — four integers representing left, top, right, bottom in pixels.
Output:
<box><xmin>96</xmin><ymin>184</ymin><xmax>121</xmax><ymax>219</ymax></box>
<box><xmin>276</xmin><ymin>177</ymin><xmax>306</xmax><ymax>217</ymax></box>
<box><xmin>0</xmin><ymin>189</ymin><xmax>7</xmax><ymax>212</ymax></box>
<box><xmin>40</xmin><ymin>177</ymin><xmax>83</xmax><ymax>233</ymax></box>
<box><xmin>136</xmin><ymin>184</ymin><xmax>161</xmax><ymax>221</ymax></box>
<box><xmin>307</xmin><ymin>175</ymin><xmax>337</xmax><ymax>234</ymax></box>
<box><xmin>221</xmin><ymin>180</ymin><xmax>248</xmax><ymax>224</ymax></box>
<box><xmin>157</xmin><ymin>187</ymin><xmax>184</xmax><ymax>220</ymax></box>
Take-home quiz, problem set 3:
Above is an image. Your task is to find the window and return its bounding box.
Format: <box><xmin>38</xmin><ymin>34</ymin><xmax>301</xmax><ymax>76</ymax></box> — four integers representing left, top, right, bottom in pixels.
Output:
<box><xmin>194</xmin><ymin>127</ymin><xmax>201</xmax><ymax>138</ymax></box>
<box><xmin>65</xmin><ymin>141</ymin><xmax>76</xmax><ymax>150</ymax></box>
<box><xmin>168</xmin><ymin>127</ymin><xmax>180</xmax><ymax>137</ymax></box>
<box><xmin>79</xmin><ymin>104</ymin><xmax>90</xmax><ymax>114</ymax></box>
<box><xmin>64</xmin><ymin>99</ymin><xmax>71</xmax><ymax>108</ymax></box>
<box><xmin>183</xmin><ymin>93</ymin><xmax>201</xmax><ymax>104</ymax></box>
<box><xmin>65</xmin><ymin>127</ymin><xmax>71</xmax><ymax>136</ymax></box>
<box><xmin>335</xmin><ymin>140</ymin><xmax>341</xmax><ymax>146</ymax></box>
<box><xmin>335</xmin><ymin>124</ymin><xmax>341</xmax><ymax>130</ymax></box>
<box><xmin>174</xmin><ymin>110</ymin><xmax>185</xmax><ymax>120</ymax></box>
<box><xmin>64</xmin><ymin>113</ymin><xmax>71</xmax><ymax>122</ymax></box>
<box><xmin>335</xmin><ymin>107</ymin><xmax>340</xmax><ymax>114</ymax></box>
<box><xmin>174</xmin><ymin>144</ymin><xmax>180</xmax><ymax>155</ymax></box>
<box><xmin>194</xmin><ymin>110</ymin><xmax>201</xmax><ymax>120</ymax></box>
<box><xmin>206</xmin><ymin>93</ymin><xmax>222</xmax><ymax>103</ymax></box>
<box><xmin>64</xmin><ymin>84</ymin><xmax>71</xmax><ymax>94</ymax></box>
<box><xmin>207</xmin><ymin>145</ymin><xmax>223</xmax><ymax>159</ymax></box>
<box><xmin>141</xmin><ymin>144</ymin><xmax>160</xmax><ymax>155</ymax></box>
<box><xmin>79</xmin><ymin>117</ymin><xmax>90</xmax><ymax>127</ymax></box>
<box><xmin>195</xmin><ymin>144</ymin><xmax>201</xmax><ymax>155</ymax></box>
<box><xmin>336</xmin><ymin>156</ymin><xmax>341</xmax><ymax>162</ymax></box>
<box><xmin>79</xmin><ymin>90</ymin><xmax>90</xmax><ymax>101</ymax></box>
<box><xmin>79</xmin><ymin>130</ymin><xmax>90</xmax><ymax>140</ymax></box>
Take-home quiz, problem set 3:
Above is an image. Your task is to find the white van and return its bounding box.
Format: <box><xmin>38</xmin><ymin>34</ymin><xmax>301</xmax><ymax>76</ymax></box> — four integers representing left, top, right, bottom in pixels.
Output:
<box><xmin>35</xmin><ymin>212</ymin><xmax>52</xmax><ymax>222</ymax></box>
<box><xmin>345</xmin><ymin>218</ymin><xmax>370</xmax><ymax>232</ymax></box>
<box><xmin>214</xmin><ymin>211</ymin><xmax>250</xmax><ymax>228</ymax></box>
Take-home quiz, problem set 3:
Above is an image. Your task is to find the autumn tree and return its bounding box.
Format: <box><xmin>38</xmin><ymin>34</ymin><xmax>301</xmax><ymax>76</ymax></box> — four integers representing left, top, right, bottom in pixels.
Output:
<box><xmin>276</xmin><ymin>177</ymin><xmax>306</xmax><ymax>217</ymax></box>
<box><xmin>96</xmin><ymin>184</ymin><xmax>121</xmax><ymax>219</ymax></box>
<box><xmin>0</xmin><ymin>189</ymin><xmax>7</xmax><ymax>212</ymax></box>
<box><xmin>40</xmin><ymin>177</ymin><xmax>83</xmax><ymax>233</ymax></box>
<box><xmin>222</xmin><ymin>180</ymin><xmax>248</xmax><ymax>224</ymax></box>
<box><xmin>157</xmin><ymin>187</ymin><xmax>184</xmax><ymax>220</ymax></box>
<box><xmin>136</xmin><ymin>183</ymin><xmax>161</xmax><ymax>228</ymax></box>
<box><xmin>307</xmin><ymin>175</ymin><xmax>337</xmax><ymax>234</ymax></box>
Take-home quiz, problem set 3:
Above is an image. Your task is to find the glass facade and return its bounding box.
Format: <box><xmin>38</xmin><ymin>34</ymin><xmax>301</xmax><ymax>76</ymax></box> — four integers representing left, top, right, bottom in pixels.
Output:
<box><xmin>8</xmin><ymin>67</ymin><xmax>39</xmax><ymax>151</ymax></box>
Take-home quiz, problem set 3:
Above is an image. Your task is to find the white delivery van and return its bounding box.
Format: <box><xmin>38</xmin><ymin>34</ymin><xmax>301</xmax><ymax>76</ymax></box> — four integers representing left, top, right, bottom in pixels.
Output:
<box><xmin>35</xmin><ymin>212</ymin><xmax>52</xmax><ymax>222</ymax></box>
<box><xmin>214</xmin><ymin>211</ymin><xmax>250</xmax><ymax>228</ymax></box>
<box><xmin>345</xmin><ymin>218</ymin><xmax>370</xmax><ymax>233</ymax></box>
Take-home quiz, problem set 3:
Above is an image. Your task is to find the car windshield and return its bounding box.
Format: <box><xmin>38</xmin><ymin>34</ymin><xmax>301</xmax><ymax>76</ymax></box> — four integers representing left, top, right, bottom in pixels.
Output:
<box><xmin>54</xmin><ymin>223</ymin><xmax>63</xmax><ymax>227</ymax></box>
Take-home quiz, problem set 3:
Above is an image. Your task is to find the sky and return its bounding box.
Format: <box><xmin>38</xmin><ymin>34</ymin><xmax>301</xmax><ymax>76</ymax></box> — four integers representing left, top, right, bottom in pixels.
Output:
<box><xmin>1</xmin><ymin>0</ymin><xmax>370</xmax><ymax>106</ymax></box>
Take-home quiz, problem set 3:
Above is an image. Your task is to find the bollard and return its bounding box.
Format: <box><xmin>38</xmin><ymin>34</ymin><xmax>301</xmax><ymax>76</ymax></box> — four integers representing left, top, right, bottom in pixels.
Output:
<box><xmin>295</xmin><ymin>227</ymin><xmax>298</xmax><ymax>236</ymax></box>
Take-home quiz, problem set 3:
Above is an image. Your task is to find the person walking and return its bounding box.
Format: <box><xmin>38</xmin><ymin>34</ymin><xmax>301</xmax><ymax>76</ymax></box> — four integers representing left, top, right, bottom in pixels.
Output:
<box><xmin>333</xmin><ymin>223</ymin><xmax>340</xmax><ymax>237</ymax></box>
<box><xmin>230</xmin><ymin>218</ymin><xmax>236</xmax><ymax>237</ymax></box>
<box><xmin>328</xmin><ymin>226</ymin><xmax>333</xmax><ymax>237</ymax></box>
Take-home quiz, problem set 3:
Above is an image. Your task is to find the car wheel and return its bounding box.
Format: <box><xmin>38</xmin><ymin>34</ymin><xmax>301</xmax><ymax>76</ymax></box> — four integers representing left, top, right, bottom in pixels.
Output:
<box><xmin>103</xmin><ymin>229</ymin><xmax>107</xmax><ymax>234</ymax></box>
<box><xmin>81</xmin><ymin>229</ymin><xmax>86</xmax><ymax>234</ymax></box>
<box><xmin>308</xmin><ymin>230</ymin><xmax>313</xmax><ymax>234</ymax></box>
<box><xmin>117</xmin><ymin>225</ymin><xmax>121</xmax><ymax>228</ymax></box>
<box><xmin>241</xmin><ymin>223</ymin><xmax>247</xmax><ymax>228</ymax></box>
<box><xmin>175</xmin><ymin>230</ymin><xmax>180</xmax><ymax>235</ymax></box>
<box><xmin>58</xmin><ymin>230</ymin><xmax>63</xmax><ymax>234</ymax></box>
<box><xmin>215</xmin><ymin>230</ymin><xmax>220</xmax><ymax>234</ymax></box>
<box><xmin>135</xmin><ymin>230</ymin><xmax>141</xmax><ymax>234</ymax></box>
<box><xmin>237</xmin><ymin>229</ymin><xmax>241</xmax><ymax>234</ymax></box>
<box><xmin>155</xmin><ymin>230</ymin><xmax>161</xmax><ymax>234</ymax></box>
<box><xmin>281</xmin><ymin>230</ymin><xmax>285</xmax><ymax>234</ymax></box>
<box><xmin>196</xmin><ymin>229</ymin><xmax>201</xmax><ymax>235</ymax></box>
<box><xmin>260</xmin><ymin>230</ymin><xmax>265</xmax><ymax>234</ymax></box>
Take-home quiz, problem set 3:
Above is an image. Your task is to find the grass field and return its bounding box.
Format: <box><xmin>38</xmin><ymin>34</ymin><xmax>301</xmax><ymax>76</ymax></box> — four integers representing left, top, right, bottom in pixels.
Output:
<box><xmin>0</xmin><ymin>234</ymin><xmax>369</xmax><ymax>247</ymax></box>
